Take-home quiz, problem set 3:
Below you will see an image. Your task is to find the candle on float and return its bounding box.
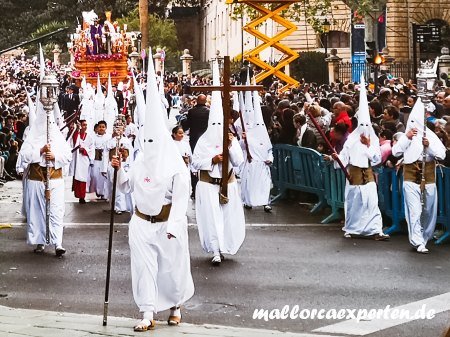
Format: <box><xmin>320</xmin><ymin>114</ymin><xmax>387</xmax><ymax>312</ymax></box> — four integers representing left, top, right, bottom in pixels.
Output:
<box><xmin>123</xmin><ymin>24</ymin><xmax>127</xmax><ymax>32</ymax></box>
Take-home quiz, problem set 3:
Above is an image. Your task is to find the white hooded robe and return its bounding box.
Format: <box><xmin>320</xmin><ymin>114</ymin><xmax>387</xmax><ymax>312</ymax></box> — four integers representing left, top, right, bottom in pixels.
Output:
<box><xmin>191</xmin><ymin>61</ymin><xmax>246</xmax><ymax>255</ymax></box>
<box><xmin>392</xmin><ymin>98</ymin><xmax>446</xmax><ymax>247</ymax></box>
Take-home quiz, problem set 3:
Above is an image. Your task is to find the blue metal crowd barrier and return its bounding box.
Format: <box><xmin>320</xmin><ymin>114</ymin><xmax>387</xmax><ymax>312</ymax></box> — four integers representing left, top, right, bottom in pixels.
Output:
<box><xmin>377</xmin><ymin>167</ymin><xmax>405</xmax><ymax>234</ymax></box>
<box><xmin>271</xmin><ymin>144</ymin><xmax>450</xmax><ymax>244</ymax></box>
<box><xmin>321</xmin><ymin>162</ymin><xmax>346</xmax><ymax>224</ymax></box>
<box><xmin>378</xmin><ymin>166</ymin><xmax>450</xmax><ymax>245</ymax></box>
<box><xmin>271</xmin><ymin>144</ymin><xmax>327</xmax><ymax>213</ymax></box>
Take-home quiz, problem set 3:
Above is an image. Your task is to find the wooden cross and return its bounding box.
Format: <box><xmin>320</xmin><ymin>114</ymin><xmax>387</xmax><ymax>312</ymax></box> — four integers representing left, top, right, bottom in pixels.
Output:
<box><xmin>189</xmin><ymin>56</ymin><xmax>263</xmax><ymax>203</ymax></box>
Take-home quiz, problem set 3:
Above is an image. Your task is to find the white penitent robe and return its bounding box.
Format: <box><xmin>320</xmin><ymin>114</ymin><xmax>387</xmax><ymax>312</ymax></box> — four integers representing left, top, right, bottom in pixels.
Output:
<box><xmin>102</xmin><ymin>136</ymin><xmax>134</xmax><ymax>212</ymax></box>
<box><xmin>89</xmin><ymin>133</ymin><xmax>111</xmax><ymax>196</ymax></box>
<box><xmin>117</xmin><ymin>154</ymin><xmax>194</xmax><ymax>313</ymax></box>
<box><xmin>20</xmin><ymin>142</ymin><xmax>72</xmax><ymax>246</ymax></box>
<box><xmin>16</xmin><ymin>151</ymin><xmax>29</xmax><ymax>217</ymax></box>
<box><xmin>392</xmin><ymin>134</ymin><xmax>446</xmax><ymax>247</ymax></box>
<box><xmin>69</xmin><ymin>132</ymin><xmax>94</xmax><ymax>183</ymax></box>
<box><xmin>239</xmin><ymin>137</ymin><xmax>273</xmax><ymax>207</ymax></box>
<box><xmin>80</xmin><ymin>88</ymin><xmax>95</xmax><ymax>133</ymax></box>
<box><xmin>336</xmin><ymin>141</ymin><xmax>384</xmax><ymax>236</ymax></box>
<box><xmin>191</xmin><ymin>138</ymin><xmax>246</xmax><ymax>255</ymax></box>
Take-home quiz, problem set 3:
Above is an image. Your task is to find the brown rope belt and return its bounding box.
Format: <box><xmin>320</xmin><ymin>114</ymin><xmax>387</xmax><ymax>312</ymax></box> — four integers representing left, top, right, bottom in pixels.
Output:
<box><xmin>198</xmin><ymin>170</ymin><xmax>236</xmax><ymax>185</ymax></box>
<box><xmin>94</xmin><ymin>149</ymin><xmax>103</xmax><ymax>161</ymax></box>
<box><xmin>348</xmin><ymin>165</ymin><xmax>375</xmax><ymax>186</ymax></box>
<box><xmin>404</xmin><ymin>161</ymin><xmax>435</xmax><ymax>184</ymax></box>
<box><xmin>134</xmin><ymin>204</ymin><xmax>172</xmax><ymax>223</ymax></box>
<box><xmin>28</xmin><ymin>163</ymin><xmax>63</xmax><ymax>182</ymax></box>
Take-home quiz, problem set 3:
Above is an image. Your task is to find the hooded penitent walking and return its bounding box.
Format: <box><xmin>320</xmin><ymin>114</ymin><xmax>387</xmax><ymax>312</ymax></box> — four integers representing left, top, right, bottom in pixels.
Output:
<box><xmin>112</xmin><ymin>48</ymin><xmax>194</xmax><ymax>332</ymax></box>
<box><xmin>191</xmin><ymin>61</ymin><xmax>246</xmax><ymax>265</ymax></box>
<box><xmin>392</xmin><ymin>99</ymin><xmax>446</xmax><ymax>253</ymax></box>
<box><xmin>19</xmin><ymin>80</ymin><xmax>72</xmax><ymax>255</ymax></box>
<box><xmin>239</xmin><ymin>90</ymin><xmax>273</xmax><ymax>212</ymax></box>
<box><xmin>331</xmin><ymin>76</ymin><xmax>389</xmax><ymax>240</ymax></box>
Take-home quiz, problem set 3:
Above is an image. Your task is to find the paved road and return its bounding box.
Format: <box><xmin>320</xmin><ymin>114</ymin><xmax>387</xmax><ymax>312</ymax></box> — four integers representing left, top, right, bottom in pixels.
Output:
<box><xmin>0</xmin><ymin>180</ymin><xmax>449</xmax><ymax>336</ymax></box>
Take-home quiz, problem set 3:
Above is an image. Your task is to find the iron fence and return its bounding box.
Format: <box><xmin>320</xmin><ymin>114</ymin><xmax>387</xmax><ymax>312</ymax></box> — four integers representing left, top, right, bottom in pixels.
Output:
<box><xmin>337</xmin><ymin>61</ymin><xmax>415</xmax><ymax>83</ymax></box>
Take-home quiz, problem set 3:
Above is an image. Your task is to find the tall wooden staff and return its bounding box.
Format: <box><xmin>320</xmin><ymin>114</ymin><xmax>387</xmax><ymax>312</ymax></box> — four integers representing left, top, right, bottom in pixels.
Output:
<box><xmin>306</xmin><ymin>110</ymin><xmax>352</xmax><ymax>183</ymax></box>
<box><xmin>103</xmin><ymin>119</ymin><xmax>122</xmax><ymax>326</ymax></box>
<box><xmin>237</xmin><ymin>103</ymin><xmax>252</xmax><ymax>163</ymax></box>
<box><xmin>188</xmin><ymin>56</ymin><xmax>262</xmax><ymax>203</ymax></box>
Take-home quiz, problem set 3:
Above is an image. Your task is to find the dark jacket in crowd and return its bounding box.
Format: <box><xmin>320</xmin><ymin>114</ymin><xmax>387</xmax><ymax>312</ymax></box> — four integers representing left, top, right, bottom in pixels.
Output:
<box><xmin>181</xmin><ymin>103</ymin><xmax>210</xmax><ymax>151</ymax></box>
<box><xmin>61</xmin><ymin>93</ymin><xmax>80</xmax><ymax>119</ymax></box>
<box><xmin>114</xmin><ymin>90</ymin><xmax>124</xmax><ymax>111</ymax></box>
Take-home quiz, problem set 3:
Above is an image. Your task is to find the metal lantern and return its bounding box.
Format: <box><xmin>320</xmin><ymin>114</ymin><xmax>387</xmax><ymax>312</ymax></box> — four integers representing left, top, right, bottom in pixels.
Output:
<box><xmin>417</xmin><ymin>74</ymin><xmax>436</xmax><ymax>105</ymax></box>
<box><xmin>39</xmin><ymin>74</ymin><xmax>60</xmax><ymax>110</ymax></box>
<box><xmin>416</xmin><ymin>57</ymin><xmax>439</xmax><ymax>104</ymax></box>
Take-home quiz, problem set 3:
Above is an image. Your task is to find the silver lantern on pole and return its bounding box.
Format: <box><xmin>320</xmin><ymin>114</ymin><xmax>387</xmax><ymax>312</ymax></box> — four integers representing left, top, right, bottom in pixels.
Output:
<box><xmin>39</xmin><ymin>74</ymin><xmax>59</xmax><ymax>244</ymax></box>
<box><xmin>416</xmin><ymin>57</ymin><xmax>438</xmax><ymax>215</ymax></box>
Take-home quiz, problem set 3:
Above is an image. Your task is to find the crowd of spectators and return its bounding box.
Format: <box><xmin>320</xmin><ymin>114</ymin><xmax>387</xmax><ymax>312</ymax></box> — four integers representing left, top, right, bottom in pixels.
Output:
<box><xmin>2</xmin><ymin>52</ymin><xmax>450</xmax><ymax>189</ymax></box>
<box><xmin>258</xmin><ymin>77</ymin><xmax>450</xmax><ymax>169</ymax></box>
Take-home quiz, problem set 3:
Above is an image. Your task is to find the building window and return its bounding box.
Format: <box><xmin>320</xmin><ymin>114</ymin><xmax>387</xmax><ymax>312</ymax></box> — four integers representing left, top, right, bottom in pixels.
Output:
<box><xmin>319</xmin><ymin>31</ymin><xmax>350</xmax><ymax>49</ymax></box>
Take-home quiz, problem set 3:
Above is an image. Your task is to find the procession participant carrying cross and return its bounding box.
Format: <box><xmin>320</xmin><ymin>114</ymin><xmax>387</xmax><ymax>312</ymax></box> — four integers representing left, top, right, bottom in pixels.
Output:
<box><xmin>190</xmin><ymin>57</ymin><xmax>263</xmax><ymax>265</ymax></box>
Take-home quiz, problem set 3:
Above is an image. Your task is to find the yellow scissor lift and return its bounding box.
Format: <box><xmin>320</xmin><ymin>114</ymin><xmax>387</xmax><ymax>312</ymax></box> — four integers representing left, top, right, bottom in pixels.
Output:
<box><xmin>227</xmin><ymin>0</ymin><xmax>300</xmax><ymax>91</ymax></box>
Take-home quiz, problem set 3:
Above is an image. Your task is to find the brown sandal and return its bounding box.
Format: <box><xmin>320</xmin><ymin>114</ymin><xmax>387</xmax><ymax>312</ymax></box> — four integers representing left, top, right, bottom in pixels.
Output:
<box><xmin>168</xmin><ymin>315</ymin><xmax>181</xmax><ymax>326</ymax></box>
<box><xmin>168</xmin><ymin>306</ymin><xmax>182</xmax><ymax>326</ymax></box>
<box><xmin>133</xmin><ymin>319</ymin><xmax>155</xmax><ymax>332</ymax></box>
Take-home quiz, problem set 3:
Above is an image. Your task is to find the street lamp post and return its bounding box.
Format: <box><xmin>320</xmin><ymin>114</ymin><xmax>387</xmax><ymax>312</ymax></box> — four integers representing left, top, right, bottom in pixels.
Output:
<box><xmin>39</xmin><ymin>74</ymin><xmax>59</xmax><ymax>244</ymax></box>
<box><xmin>322</xmin><ymin>19</ymin><xmax>331</xmax><ymax>57</ymax></box>
<box><xmin>373</xmin><ymin>53</ymin><xmax>383</xmax><ymax>94</ymax></box>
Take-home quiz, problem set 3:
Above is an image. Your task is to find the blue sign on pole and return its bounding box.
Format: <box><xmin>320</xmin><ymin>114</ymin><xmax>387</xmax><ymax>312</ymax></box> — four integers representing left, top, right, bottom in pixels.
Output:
<box><xmin>351</xmin><ymin>23</ymin><xmax>366</xmax><ymax>83</ymax></box>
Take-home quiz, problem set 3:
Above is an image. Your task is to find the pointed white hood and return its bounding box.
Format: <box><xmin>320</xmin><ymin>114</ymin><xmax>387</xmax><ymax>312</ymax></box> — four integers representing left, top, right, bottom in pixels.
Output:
<box><xmin>81</xmin><ymin>76</ymin><xmax>87</xmax><ymax>91</ymax></box>
<box><xmin>193</xmin><ymin>60</ymin><xmax>224</xmax><ymax>159</ymax></box>
<box><xmin>53</xmin><ymin>100</ymin><xmax>63</xmax><ymax>128</ymax></box>
<box><xmin>145</xmin><ymin>48</ymin><xmax>187</xmax><ymax>174</ymax></box>
<box><xmin>26</xmin><ymin>90</ymin><xmax>36</xmax><ymax>127</ymax></box>
<box><xmin>243</xmin><ymin>73</ymin><xmax>255</xmax><ymax>128</ymax></box>
<box><xmin>94</xmin><ymin>75</ymin><xmax>105</xmax><ymax>111</ymax></box>
<box><xmin>132</xmin><ymin>71</ymin><xmax>145</xmax><ymax>131</ymax></box>
<box><xmin>346</xmin><ymin>74</ymin><xmax>378</xmax><ymax>148</ymax></box>
<box><xmin>132</xmin><ymin>48</ymin><xmax>187</xmax><ymax>215</ymax></box>
<box><xmin>232</xmin><ymin>91</ymin><xmax>239</xmax><ymax>112</ymax></box>
<box><xmin>21</xmin><ymin>94</ymin><xmax>68</xmax><ymax>153</ymax></box>
<box><xmin>39</xmin><ymin>44</ymin><xmax>45</xmax><ymax>81</ymax></box>
<box><xmin>246</xmin><ymin>90</ymin><xmax>272</xmax><ymax>160</ymax></box>
<box><xmin>403</xmin><ymin>98</ymin><xmax>442</xmax><ymax>162</ymax></box>
<box><xmin>105</xmin><ymin>73</ymin><xmax>118</xmax><ymax>118</ymax></box>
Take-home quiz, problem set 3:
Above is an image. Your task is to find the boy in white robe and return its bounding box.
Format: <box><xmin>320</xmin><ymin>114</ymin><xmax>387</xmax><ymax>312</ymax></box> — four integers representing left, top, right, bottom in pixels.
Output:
<box><xmin>191</xmin><ymin>61</ymin><xmax>246</xmax><ymax>265</ymax></box>
<box><xmin>392</xmin><ymin>99</ymin><xmax>446</xmax><ymax>253</ymax></box>
<box><xmin>112</xmin><ymin>48</ymin><xmax>194</xmax><ymax>331</ymax></box>
<box><xmin>102</xmin><ymin>122</ymin><xmax>134</xmax><ymax>214</ymax></box>
<box><xmin>89</xmin><ymin>120</ymin><xmax>111</xmax><ymax>199</ymax></box>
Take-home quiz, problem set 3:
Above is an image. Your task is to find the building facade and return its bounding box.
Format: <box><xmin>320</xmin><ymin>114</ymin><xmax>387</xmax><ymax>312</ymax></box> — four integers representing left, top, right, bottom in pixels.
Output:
<box><xmin>177</xmin><ymin>0</ymin><xmax>449</xmax><ymax>67</ymax></box>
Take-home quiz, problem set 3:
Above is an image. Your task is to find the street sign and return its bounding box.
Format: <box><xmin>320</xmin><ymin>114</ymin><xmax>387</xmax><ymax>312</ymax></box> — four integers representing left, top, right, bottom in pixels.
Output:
<box><xmin>415</xmin><ymin>25</ymin><xmax>441</xmax><ymax>43</ymax></box>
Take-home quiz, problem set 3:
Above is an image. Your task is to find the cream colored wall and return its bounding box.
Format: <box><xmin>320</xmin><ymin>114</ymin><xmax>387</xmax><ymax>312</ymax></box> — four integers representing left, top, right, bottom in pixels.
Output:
<box><xmin>386</xmin><ymin>0</ymin><xmax>450</xmax><ymax>61</ymax></box>
<box><xmin>200</xmin><ymin>0</ymin><xmax>352</xmax><ymax>63</ymax></box>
